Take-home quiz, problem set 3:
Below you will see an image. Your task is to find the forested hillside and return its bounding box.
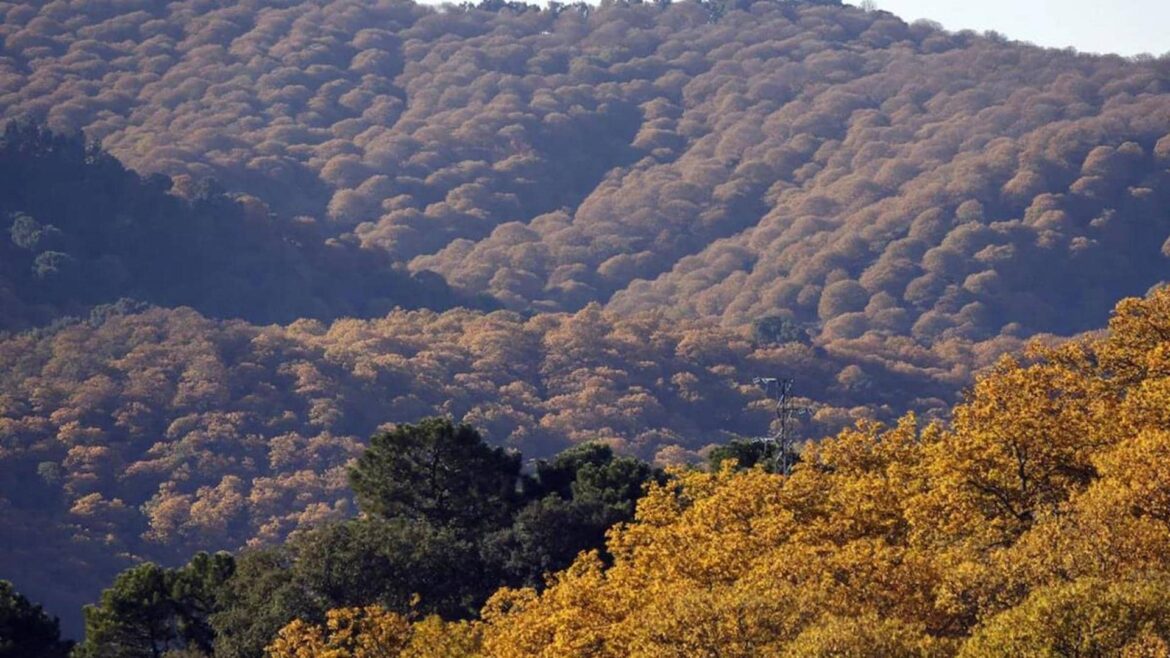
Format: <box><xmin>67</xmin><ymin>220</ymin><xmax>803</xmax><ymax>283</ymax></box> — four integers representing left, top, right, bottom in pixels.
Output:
<box><xmin>2</xmin><ymin>0</ymin><xmax>1169</xmax><ymax>337</ymax></box>
<box><xmin>1</xmin><ymin>0</ymin><xmax>1169</xmax><ymax>640</ymax></box>
<box><xmin>0</xmin><ymin>123</ymin><xmax>471</xmax><ymax>332</ymax></box>
<box><xmin>13</xmin><ymin>284</ymin><xmax>1170</xmax><ymax>657</ymax></box>
<box><xmin>262</xmin><ymin>287</ymin><xmax>1170</xmax><ymax>657</ymax></box>
<box><xmin>0</xmin><ymin>301</ymin><xmax>954</xmax><ymax>631</ymax></box>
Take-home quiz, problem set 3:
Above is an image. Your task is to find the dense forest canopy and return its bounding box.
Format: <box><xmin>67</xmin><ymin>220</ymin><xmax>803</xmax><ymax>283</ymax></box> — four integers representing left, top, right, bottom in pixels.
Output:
<box><xmin>415</xmin><ymin>286</ymin><xmax>1170</xmax><ymax>657</ymax></box>
<box><xmin>247</xmin><ymin>285</ymin><xmax>1170</xmax><ymax>656</ymax></box>
<box><xmin>49</xmin><ymin>420</ymin><xmax>660</xmax><ymax>658</ymax></box>
<box><xmin>0</xmin><ymin>0</ymin><xmax>1167</xmax><ymax>339</ymax></box>
<box><xmin>20</xmin><ymin>285</ymin><xmax>1170</xmax><ymax>657</ymax></box>
<box><xmin>0</xmin><ymin>300</ymin><xmax>949</xmax><ymax>634</ymax></box>
<box><xmin>0</xmin><ymin>0</ymin><xmax>1169</xmax><ymax>643</ymax></box>
<box><xmin>0</xmin><ymin>123</ymin><xmax>476</xmax><ymax>332</ymax></box>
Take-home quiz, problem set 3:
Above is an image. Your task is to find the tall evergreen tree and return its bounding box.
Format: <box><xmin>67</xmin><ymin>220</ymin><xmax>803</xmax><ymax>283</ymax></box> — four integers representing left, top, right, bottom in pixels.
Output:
<box><xmin>348</xmin><ymin>418</ymin><xmax>524</xmax><ymax>532</ymax></box>
<box><xmin>0</xmin><ymin>581</ymin><xmax>71</xmax><ymax>658</ymax></box>
<box><xmin>75</xmin><ymin>553</ymin><xmax>233</xmax><ymax>658</ymax></box>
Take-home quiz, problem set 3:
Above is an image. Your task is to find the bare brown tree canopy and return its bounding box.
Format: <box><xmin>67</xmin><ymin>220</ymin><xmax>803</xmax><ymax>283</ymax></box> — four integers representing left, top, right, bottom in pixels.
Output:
<box><xmin>2</xmin><ymin>0</ymin><xmax>1168</xmax><ymax>339</ymax></box>
<box><xmin>2</xmin><ymin>0</ymin><xmax>1170</xmax><ymax>636</ymax></box>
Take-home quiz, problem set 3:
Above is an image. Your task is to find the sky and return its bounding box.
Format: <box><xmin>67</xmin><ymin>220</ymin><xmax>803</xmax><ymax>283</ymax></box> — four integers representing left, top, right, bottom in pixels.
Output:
<box><xmin>412</xmin><ymin>0</ymin><xmax>1170</xmax><ymax>58</ymax></box>
<box><xmin>872</xmin><ymin>0</ymin><xmax>1170</xmax><ymax>57</ymax></box>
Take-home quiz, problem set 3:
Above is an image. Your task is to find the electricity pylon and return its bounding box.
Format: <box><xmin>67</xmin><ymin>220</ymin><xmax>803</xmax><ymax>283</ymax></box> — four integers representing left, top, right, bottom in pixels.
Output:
<box><xmin>752</xmin><ymin>377</ymin><xmax>807</xmax><ymax>475</ymax></box>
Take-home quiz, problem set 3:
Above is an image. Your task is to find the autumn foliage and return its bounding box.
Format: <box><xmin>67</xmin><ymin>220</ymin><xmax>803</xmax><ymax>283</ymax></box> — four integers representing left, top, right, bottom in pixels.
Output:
<box><xmin>271</xmin><ymin>286</ymin><xmax>1170</xmax><ymax>656</ymax></box>
<box><xmin>0</xmin><ymin>299</ymin><xmax>955</xmax><ymax>633</ymax></box>
<box><xmin>267</xmin><ymin>607</ymin><xmax>479</xmax><ymax>658</ymax></box>
<box><xmin>3</xmin><ymin>0</ymin><xmax>1170</xmax><ymax>645</ymax></box>
<box><xmin>3</xmin><ymin>0</ymin><xmax>1170</xmax><ymax>348</ymax></box>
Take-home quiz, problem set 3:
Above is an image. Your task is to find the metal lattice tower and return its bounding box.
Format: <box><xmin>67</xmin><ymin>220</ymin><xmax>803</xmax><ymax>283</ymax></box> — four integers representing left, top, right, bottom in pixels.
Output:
<box><xmin>752</xmin><ymin>377</ymin><xmax>807</xmax><ymax>475</ymax></box>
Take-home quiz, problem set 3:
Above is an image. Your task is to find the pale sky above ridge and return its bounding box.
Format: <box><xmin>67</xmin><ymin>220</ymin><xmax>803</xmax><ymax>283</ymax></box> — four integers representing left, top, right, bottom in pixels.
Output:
<box><xmin>871</xmin><ymin>0</ymin><xmax>1168</xmax><ymax>57</ymax></box>
<box><xmin>417</xmin><ymin>0</ymin><xmax>1168</xmax><ymax>57</ymax></box>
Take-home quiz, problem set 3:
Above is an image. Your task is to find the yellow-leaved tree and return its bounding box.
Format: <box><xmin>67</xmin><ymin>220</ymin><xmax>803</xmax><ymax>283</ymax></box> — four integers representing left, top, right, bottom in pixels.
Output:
<box><xmin>269</xmin><ymin>287</ymin><xmax>1170</xmax><ymax>656</ymax></box>
<box><xmin>266</xmin><ymin>606</ymin><xmax>481</xmax><ymax>658</ymax></box>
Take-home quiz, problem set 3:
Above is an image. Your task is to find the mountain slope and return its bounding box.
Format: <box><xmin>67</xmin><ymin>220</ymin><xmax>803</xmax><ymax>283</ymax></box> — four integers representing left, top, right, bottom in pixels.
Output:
<box><xmin>1</xmin><ymin>0</ymin><xmax>1168</xmax><ymax>340</ymax></box>
<box><xmin>2</xmin><ymin>0</ymin><xmax>1170</xmax><ymax>636</ymax></box>
<box><xmin>0</xmin><ymin>299</ymin><xmax>954</xmax><ymax>634</ymax></box>
<box><xmin>0</xmin><ymin>123</ymin><xmax>475</xmax><ymax>332</ymax></box>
